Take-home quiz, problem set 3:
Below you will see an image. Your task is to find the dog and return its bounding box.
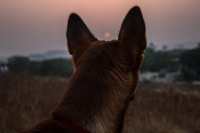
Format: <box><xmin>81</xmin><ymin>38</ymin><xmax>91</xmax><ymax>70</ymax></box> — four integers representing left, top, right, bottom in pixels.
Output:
<box><xmin>22</xmin><ymin>6</ymin><xmax>146</xmax><ymax>133</ymax></box>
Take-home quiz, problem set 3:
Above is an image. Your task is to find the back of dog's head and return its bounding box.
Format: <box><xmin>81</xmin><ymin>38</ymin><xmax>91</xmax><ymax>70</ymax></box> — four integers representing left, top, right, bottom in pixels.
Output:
<box><xmin>66</xmin><ymin>6</ymin><xmax>146</xmax><ymax>87</ymax></box>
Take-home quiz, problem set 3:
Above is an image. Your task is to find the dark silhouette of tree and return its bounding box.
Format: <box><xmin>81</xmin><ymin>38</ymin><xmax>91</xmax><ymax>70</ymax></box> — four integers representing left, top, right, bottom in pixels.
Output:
<box><xmin>7</xmin><ymin>56</ymin><xmax>30</xmax><ymax>73</ymax></box>
<box><xmin>7</xmin><ymin>56</ymin><xmax>73</xmax><ymax>77</ymax></box>
<box><xmin>40</xmin><ymin>59</ymin><xmax>73</xmax><ymax>77</ymax></box>
<box><xmin>179</xmin><ymin>46</ymin><xmax>200</xmax><ymax>81</ymax></box>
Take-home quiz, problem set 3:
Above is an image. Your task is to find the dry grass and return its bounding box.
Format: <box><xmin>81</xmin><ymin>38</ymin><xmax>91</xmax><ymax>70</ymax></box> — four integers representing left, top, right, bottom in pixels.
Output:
<box><xmin>124</xmin><ymin>83</ymin><xmax>200</xmax><ymax>133</ymax></box>
<box><xmin>0</xmin><ymin>74</ymin><xmax>200</xmax><ymax>133</ymax></box>
<box><xmin>0</xmin><ymin>74</ymin><xmax>67</xmax><ymax>133</ymax></box>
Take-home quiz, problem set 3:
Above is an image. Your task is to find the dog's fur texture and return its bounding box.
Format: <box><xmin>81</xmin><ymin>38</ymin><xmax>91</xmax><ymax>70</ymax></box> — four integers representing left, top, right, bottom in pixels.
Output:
<box><xmin>22</xmin><ymin>6</ymin><xmax>146</xmax><ymax>133</ymax></box>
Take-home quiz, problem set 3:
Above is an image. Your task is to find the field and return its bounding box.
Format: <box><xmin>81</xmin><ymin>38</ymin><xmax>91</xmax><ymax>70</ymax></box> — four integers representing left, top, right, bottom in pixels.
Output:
<box><xmin>0</xmin><ymin>74</ymin><xmax>200</xmax><ymax>133</ymax></box>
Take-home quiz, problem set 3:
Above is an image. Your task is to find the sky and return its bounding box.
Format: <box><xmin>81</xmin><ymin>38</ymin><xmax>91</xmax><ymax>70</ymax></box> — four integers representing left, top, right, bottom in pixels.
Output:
<box><xmin>0</xmin><ymin>0</ymin><xmax>200</xmax><ymax>57</ymax></box>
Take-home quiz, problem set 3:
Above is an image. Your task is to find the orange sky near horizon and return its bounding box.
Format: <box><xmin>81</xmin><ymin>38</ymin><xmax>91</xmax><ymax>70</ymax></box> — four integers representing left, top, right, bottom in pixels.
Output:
<box><xmin>0</xmin><ymin>0</ymin><xmax>200</xmax><ymax>56</ymax></box>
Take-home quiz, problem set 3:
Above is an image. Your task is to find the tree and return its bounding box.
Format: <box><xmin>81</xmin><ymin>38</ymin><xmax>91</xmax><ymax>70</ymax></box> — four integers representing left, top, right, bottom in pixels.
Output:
<box><xmin>149</xmin><ymin>42</ymin><xmax>156</xmax><ymax>50</ymax></box>
<box><xmin>179</xmin><ymin>47</ymin><xmax>200</xmax><ymax>81</ymax></box>
<box><xmin>197</xmin><ymin>42</ymin><xmax>200</xmax><ymax>48</ymax></box>
<box><xmin>162</xmin><ymin>45</ymin><xmax>168</xmax><ymax>51</ymax></box>
<box><xmin>141</xmin><ymin>48</ymin><xmax>180</xmax><ymax>73</ymax></box>
<box><xmin>40</xmin><ymin>59</ymin><xmax>73</xmax><ymax>77</ymax></box>
<box><xmin>7</xmin><ymin>56</ymin><xmax>30</xmax><ymax>73</ymax></box>
<box><xmin>7</xmin><ymin>56</ymin><xmax>73</xmax><ymax>77</ymax></box>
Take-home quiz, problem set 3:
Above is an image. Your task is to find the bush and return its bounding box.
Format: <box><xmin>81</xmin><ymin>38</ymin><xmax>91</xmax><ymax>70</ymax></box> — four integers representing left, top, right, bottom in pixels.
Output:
<box><xmin>7</xmin><ymin>56</ymin><xmax>73</xmax><ymax>78</ymax></box>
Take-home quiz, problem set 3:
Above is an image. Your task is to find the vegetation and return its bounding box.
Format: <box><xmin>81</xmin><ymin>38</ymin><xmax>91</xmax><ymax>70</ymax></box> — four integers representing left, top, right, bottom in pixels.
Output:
<box><xmin>141</xmin><ymin>43</ymin><xmax>200</xmax><ymax>81</ymax></box>
<box><xmin>141</xmin><ymin>43</ymin><xmax>181</xmax><ymax>72</ymax></box>
<box><xmin>179</xmin><ymin>46</ymin><xmax>200</xmax><ymax>81</ymax></box>
<box><xmin>0</xmin><ymin>75</ymin><xmax>199</xmax><ymax>133</ymax></box>
<box><xmin>7</xmin><ymin>57</ymin><xmax>73</xmax><ymax>77</ymax></box>
<box><xmin>3</xmin><ymin>42</ymin><xmax>200</xmax><ymax>81</ymax></box>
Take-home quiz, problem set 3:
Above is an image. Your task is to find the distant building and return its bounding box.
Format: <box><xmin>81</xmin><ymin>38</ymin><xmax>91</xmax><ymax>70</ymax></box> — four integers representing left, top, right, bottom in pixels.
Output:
<box><xmin>140</xmin><ymin>71</ymin><xmax>179</xmax><ymax>82</ymax></box>
<box><xmin>140</xmin><ymin>72</ymin><xmax>159</xmax><ymax>82</ymax></box>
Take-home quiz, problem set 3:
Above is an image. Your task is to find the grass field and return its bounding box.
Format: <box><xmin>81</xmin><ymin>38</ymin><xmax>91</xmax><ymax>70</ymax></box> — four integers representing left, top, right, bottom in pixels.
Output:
<box><xmin>0</xmin><ymin>74</ymin><xmax>200</xmax><ymax>133</ymax></box>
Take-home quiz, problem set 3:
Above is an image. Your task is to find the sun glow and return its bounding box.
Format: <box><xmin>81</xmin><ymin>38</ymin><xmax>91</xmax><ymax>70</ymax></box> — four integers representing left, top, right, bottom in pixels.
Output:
<box><xmin>0</xmin><ymin>0</ymin><xmax>199</xmax><ymax>56</ymax></box>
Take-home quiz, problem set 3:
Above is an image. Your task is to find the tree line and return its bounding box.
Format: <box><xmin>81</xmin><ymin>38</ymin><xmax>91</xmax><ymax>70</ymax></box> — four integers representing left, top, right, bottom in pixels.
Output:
<box><xmin>4</xmin><ymin>43</ymin><xmax>200</xmax><ymax>81</ymax></box>
<box><xmin>7</xmin><ymin>57</ymin><xmax>73</xmax><ymax>77</ymax></box>
<box><xmin>141</xmin><ymin>43</ymin><xmax>200</xmax><ymax>81</ymax></box>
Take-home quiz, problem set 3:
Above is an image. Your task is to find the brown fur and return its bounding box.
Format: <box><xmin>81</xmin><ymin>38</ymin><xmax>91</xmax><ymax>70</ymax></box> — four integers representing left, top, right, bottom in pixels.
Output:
<box><xmin>22</xmin><ymin>6</ymin><xmax>146</xmax><ymax>133</ymax></box>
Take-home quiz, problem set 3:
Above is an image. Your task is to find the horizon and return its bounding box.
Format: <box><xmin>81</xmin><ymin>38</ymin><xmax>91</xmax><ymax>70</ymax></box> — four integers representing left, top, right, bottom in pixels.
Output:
<box><xmin>0</xmin><ymin>0</ymin><xmax>200</xmax><ymax>57</ymax></box>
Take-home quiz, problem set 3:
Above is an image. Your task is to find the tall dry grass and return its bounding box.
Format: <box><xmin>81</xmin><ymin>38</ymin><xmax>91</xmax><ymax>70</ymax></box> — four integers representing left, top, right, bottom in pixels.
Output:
<box><xmin>0</xmin><ymin>74</ymin><xmax>200</xmax><ymax>133</ymax></box>
<box><xmin>124</xmin><ymin>83</ymin><xmax>200</xmax><ymax>133</ymax></box>
<box><xmin>0</xmin><ymin>74</ymin><xmax>67</xmax><ymax>133</ymax></box>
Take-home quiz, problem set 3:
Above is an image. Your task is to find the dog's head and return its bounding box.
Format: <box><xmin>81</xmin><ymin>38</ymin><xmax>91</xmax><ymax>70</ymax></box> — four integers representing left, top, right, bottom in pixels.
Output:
<box><xmin>66</xmin><ymin>6</ymin><xmax>146</xmax><ymax>89</ymax></box>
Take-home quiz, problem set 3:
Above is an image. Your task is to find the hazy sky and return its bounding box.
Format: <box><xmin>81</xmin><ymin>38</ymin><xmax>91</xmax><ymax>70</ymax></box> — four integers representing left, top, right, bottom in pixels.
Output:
<box><xmin>0</xmin><ymin>0</ymin><xmax>200</xmax><ymax>57</ymax></box>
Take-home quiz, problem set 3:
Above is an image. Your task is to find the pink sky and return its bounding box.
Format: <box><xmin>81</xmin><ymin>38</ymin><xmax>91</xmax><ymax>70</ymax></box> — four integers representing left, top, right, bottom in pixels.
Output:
<box><xmin>0</xmin><ymin>0</ymin><xmax>200</xmax><ymax>56</ymax></box>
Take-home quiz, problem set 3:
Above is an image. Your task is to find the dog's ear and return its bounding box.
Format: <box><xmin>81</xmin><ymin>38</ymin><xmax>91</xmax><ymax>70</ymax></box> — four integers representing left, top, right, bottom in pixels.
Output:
<box><xmin>67</xmin><ymin>13</ymin><xmax>97</xmax><ymax>64</ymax></box>
<box><xmin>119</xmin><ymin>6</ymin><xmax>146</xmax><ymax>57</ymax></box>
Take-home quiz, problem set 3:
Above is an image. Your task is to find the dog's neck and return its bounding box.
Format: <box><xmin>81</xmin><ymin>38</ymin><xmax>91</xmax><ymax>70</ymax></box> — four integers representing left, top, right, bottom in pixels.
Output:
<box><xmin>53</xmin><ymin>62</ymin><xmax>137</xmax><ymax>133</ymax></box>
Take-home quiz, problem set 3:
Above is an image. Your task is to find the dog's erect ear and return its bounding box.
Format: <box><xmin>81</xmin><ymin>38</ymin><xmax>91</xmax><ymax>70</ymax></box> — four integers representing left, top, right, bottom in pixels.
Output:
<box><xmin>67</xmin><ymin>13</ymin><xmax>97</xmax><ymax>63</ymax></box>
<box><xmin>119</xmin><ymin>6</ymin><xmax>146</xmax><ymax>55</ymax></box>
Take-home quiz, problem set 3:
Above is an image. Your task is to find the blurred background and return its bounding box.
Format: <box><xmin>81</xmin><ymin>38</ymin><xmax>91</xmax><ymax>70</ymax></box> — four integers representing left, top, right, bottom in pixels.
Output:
<box><xmin>0</xmin><ymin>0</ymin><xmax>200</xmax><ymax>133</ymax></box>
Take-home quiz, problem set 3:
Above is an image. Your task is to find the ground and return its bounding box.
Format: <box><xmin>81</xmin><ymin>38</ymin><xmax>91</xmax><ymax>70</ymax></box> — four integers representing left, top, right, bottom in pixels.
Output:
<box><xmin>0</xmin><ymin>74</ymin><xmax>200</xmax><ymax>133</ymax></box>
